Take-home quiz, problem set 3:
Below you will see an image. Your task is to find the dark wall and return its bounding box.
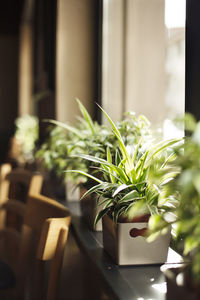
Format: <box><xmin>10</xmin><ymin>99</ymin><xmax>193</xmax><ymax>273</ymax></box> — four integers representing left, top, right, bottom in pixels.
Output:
<box><xmin>0</xmin><ymin>0</ymin><xmax>24</xmax><ymax>163</ymax></box>
<box><xmin>33</xmin><ymin>0</ymin><xmax>57</xmax><ymax>142</ymax></box>
<box><xmin>185</xmin><ymin>0</ymin><xmax>200</xmax><ymax>120</ymax></box>
<box><xmin>33</xmin><ymin>0</ymin><xmax>102</xmax><ymax>140</ymax></box>
<box><xmin>94</xmin><ymin>0</ymin><xmax>103</xmax><ymax>124</ymax></box>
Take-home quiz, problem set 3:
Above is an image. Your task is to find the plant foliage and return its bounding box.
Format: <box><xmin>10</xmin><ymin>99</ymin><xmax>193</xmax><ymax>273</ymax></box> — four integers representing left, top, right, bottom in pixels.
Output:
<box><xmin>15</xmin><ymin>114</ymin><xmax>39</xmax><ymax>161</ymax></box>
<box><xmin>68</xmin><ymin>105</ymin><xmax>181</xmax><ymax>226</ymax></box>
<box><xmin>36</xmin><ymin>99</ymin><xmax>152</xmax><ymax>186</ymax></box>
<box><xmin>148</xmin><ymin>114</ymin><xmax>200</xmax><ymax>282</ymax></box>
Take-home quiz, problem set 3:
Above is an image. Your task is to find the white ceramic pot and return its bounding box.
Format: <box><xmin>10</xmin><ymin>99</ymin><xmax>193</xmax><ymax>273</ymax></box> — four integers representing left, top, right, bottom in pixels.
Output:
<box><xmin>65</xmin><ymin>181</ymin><xmax>80</xmax><ymax>201</ymax></box>
<box><xmin>102</xmin><ymin>215</ymin><xmax>171</xmax><ymax>265</ymax></box>
<box><xmin>80</xmin><ymin>187</ymin><xmax>102</xmax><ymax>231</ymax></box>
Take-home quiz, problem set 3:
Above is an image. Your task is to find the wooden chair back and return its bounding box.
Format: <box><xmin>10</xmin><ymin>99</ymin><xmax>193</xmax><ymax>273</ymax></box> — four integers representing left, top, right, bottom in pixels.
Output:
<box><xmin>0</xmin><ymin>168</ymin><xmax>43</xmax><ymax>205</ymax></box>
<box><xmin>16</xmin><ymin>193</ymin><xmax>71</xmax><ymax>300</ymax></box>
<box><xmin>0</xmin><ymin>167</ymin><xmax>43</xmax><ymax>231</ymax></box>
<box><xmin>0</xmin><ymin>164</ymin><xmax>12</xmax><ymax>202</ymax></box>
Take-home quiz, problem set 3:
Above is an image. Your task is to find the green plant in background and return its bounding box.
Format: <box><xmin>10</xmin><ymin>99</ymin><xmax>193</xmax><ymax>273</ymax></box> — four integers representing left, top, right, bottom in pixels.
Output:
<box><xmin>36</xmin><ymin>125</ymin><xmax>69</xmax><ymax>179</ymax></box>
<box><xmin>37</xmin><ymin>99</ymin><xmax>152</xmax><ymax>186</ymax></box>
<box><xmin>67</xmin><ymin>105</ymin><xmax>181</xmax><ymax>225</ymax></box>
<box><xmin>116</xmin><ymin>111</ymin><xmax>151</xmax><ymax>146</ymax></box>
<box><xmin>15</xmin><ymin>114</ymin><xmax>39</xmax><ymax>162</ymax></box>
<box><xmin>36</xmin><ymin>100</ymin><xmax>109</xmax><ymax>184</ymax></box>
<box><xmin>36</xmin><ymin>108</ymin><xmax>98</xmax><ymax>183</ymax></box>
<box><xmin>148</xmin><ymin>113</ymin><xmax>200</xmax><ymax>282</ymax></box>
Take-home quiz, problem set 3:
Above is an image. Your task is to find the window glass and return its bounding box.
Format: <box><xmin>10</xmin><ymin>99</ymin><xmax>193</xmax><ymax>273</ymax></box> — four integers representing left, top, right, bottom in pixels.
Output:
<box><xmin>102</xmin><ymin>0</ymin><xmax>186</xmax><ymax>138</ymax></box>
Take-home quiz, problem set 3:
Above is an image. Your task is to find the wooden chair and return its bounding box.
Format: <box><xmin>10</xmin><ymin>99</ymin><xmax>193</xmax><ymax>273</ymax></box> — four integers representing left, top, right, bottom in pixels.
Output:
<box><xmin>0</xmin><ymin>164</ymin><xmax>12</xmax><ymax>202</ymax></box>
<box><xmin>0</xmin><ymin>166</ymin><xmax>43</xmax><ymax>231</ymax></box>
<box><xmin>0</xmin><ymin>193</ymin><xmax>71</xmax><ymax>300</ymax></box>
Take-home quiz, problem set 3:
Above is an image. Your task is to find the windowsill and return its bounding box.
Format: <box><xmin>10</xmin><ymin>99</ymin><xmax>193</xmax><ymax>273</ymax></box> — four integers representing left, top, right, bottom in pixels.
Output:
<box><xmin>66</xmin><ymin>201</ymin><xmax>183</xmax><ymax>300</ymax></box>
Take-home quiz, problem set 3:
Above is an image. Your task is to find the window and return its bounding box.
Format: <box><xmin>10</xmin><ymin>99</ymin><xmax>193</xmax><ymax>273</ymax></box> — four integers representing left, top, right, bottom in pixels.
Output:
<box><xmin>101</xmin><ymin>0</ymin><xmax>186</xmax><ymax>138</ymax></box>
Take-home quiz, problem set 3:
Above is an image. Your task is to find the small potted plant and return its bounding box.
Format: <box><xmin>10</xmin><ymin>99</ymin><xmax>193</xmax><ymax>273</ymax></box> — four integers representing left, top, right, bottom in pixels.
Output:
<box><xmin>40</xmin><ymin>99</ymin><xmax>152</xmax><ymax>231</ymax></box>
<box><xmin>45</xmin><ymin>100</ymin><xmax>121</xmax><ymax>230</ymax></box>
<box><xmin>37</xmin><ymin>100</ymin><xmax>111</xmax><ymax>210</ymax></box>
<box><xmin>36</xmin><ymin>125</ymin><xmax>71</xmax><ymax>198</ymax></box>
<box><xmin>69</xmin><ymin>106</ymin><xmax>181</xmax><ymax>265</ymax></box>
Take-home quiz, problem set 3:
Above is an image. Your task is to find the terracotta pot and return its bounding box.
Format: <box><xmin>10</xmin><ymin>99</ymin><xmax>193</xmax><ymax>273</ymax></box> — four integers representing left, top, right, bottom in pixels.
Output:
<box><xmin>80</xmin><ymin>186</ymin><xmax>102</xmax><ymax>231</ymax></box>
<box><xmin>102</xmin><ymin>214</ymin><xmax>171</xmax><ymax>265</ymax></box>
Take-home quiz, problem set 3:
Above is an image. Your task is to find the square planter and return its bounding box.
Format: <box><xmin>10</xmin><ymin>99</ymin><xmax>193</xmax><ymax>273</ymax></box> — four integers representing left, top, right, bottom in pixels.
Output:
<box><xmin>80</xmin><ymin>187</ymin><xmax>102</xmax><ymax>231</ymax></box>
<box><xmin>65</xmin><ymin>181</ymin><xmax>80</xmax><ymax>202</ymax></box>
<box><xmin>102</xmin><ymin>215</ymin><xmax>171</xmax><ymax>265</ymax></box>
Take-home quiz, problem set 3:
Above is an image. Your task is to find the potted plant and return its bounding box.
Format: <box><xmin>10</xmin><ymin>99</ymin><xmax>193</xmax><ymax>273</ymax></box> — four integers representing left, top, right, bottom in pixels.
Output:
<box><xmin>149</xmin><ymin>114</ymin><xmax>200</xmax><ymax>299</ymax></box>
<box><xmin>68</xmin><ymin>106</ymin><xmax>181</xmax><ymax>264</ymax></box>
<box><xmin>67</xmin><ymin>101</ymin><xmax>152</xmax><ymax>231</ymax></box>
<box><xmin>38</xmin><ymin>99</ymin><xmax>152</xmax><ymax>231</ymax></box>
<box><xmin>35</xmin><ymin>125</ymin><xmax>70</xmax><ymax>198</ymax></box>
<box><xmin>36</xmin><ymin>100</ymin><xmax>110</xmax><ymax>206</ymax></box>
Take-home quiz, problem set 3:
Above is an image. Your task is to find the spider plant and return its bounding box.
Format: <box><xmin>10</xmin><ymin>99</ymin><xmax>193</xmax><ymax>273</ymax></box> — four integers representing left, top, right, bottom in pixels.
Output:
<box><xmin>37</xmin><ymin>99</ymin><xmax>152</xmax><ymax>186</ymax></box>
<box><xmin>37</xmin><ymin>99</ymin><xmax>113</xmax><ymax>184</ymax></box>
<box><xmin>67</xmin><ymin>105</ymin><xmax>181</xmax><ymax>225</ymax></box>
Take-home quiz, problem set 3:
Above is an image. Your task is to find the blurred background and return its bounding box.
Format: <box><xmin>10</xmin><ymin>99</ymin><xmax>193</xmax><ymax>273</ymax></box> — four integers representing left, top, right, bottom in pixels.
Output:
<box><xmin>1</xmin><ymin>0</ymin><xmax>199</xmax><ymax>165</ymax></box>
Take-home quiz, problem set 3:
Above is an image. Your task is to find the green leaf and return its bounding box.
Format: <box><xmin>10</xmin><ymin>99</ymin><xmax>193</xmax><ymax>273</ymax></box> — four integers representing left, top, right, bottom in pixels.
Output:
<box><xmin>118</xmin><ymin>190</ymin><xmax>141</xmax><ymax>203</ymax></box>
<box><xmin>97</xmin><ymin>104</ymin><xmax>133</xmax><ymax>170</ymax></box>
<box><xmin>136</xmin><ymin>150</ymin><xmax>149</xmax><ymax>180</ymax></box>
<box><xmin>94</xmin><ymin>207</ymin><xmax>110</xmax><ymax>226</ymax></box>
<box><xmin>184</xmin><ymin>236</ymin><xmax>200</xmax><ymax>255</ymax></box>
<box><xmin>115</xmin><ymin>149</ymin><xmax>122</xmax><ymax>166</ymax></box>
<box><xmin>76</xmin><ymin>98</ymin><xmax>96</xmax><ymax>135</ymax></box>
<box><xmin>131</xmin><ymin>141</ymin><xmax>141</xmax><ymax>164</ymax></box>
<box><xmin>80</xmin><ymin>183</ymin><xmax>110</xmax><ymax>199</ymax></box>
<box><xmin>112</xmin><ymin>184</ymin><xmax>129</xmax><ymax>197</ymax></box>
<box><xmin>97</xmin><ymin>197</ymin><xmax>112</xmax><ymax>207</ymax></box>
<box><xmin>113</xmin><ymin>206</ymin><xmax>126</xmax><ymax>223</ymax></box>
<box><xmin>193</xmin><ymin>173</ymin><xmax>200</xmax><ymax>195</ymax></box>
<box><xmin>44</xmin><ymin>119</ymin><xmax>82</xmax><ymax>138</ymax></box>
<box><xmin>65</xmin><ymin>170</ymin><xmax>103</xmax><ymax>184</ymax></box>
<box><xmin>107</xmin><ymin>147</ymin><xmax>115</xmax><ymax>183</ymax></box>
<box><xmin>145</xmin><ymin>138</ymin><xmax>181</xmax><ymax>168</ymax></box>
<box><xmin>126</xmin><ymin>200</ymin><xmax>149</xmax><ymax>220</ymax></box>
<box><xmin>74</xmin><ymin>153</ymin><xmax>129</xmax><ymax>183</ymax></box>
<box><xmin>94</xmin><ymin>166</ymin><xmax>123</xmax><ymax>184</ymax></box>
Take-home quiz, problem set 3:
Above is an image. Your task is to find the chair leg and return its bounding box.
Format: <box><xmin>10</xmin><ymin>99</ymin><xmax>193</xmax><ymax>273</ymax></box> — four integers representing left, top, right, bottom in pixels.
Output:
<box><xmin>46</xmin><ymin>228</ymin><xmax>69</xmax><ymax>300</ymax></box>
